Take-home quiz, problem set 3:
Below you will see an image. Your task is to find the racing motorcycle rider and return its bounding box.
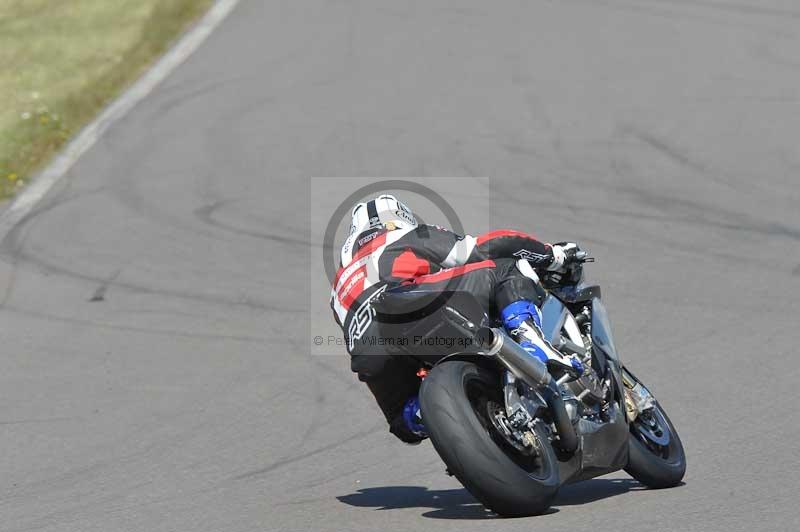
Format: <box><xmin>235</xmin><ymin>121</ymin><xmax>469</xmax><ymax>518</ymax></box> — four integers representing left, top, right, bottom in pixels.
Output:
<box><xmin>330</xmin><ymin>194</ymin><xmax>583</xmax><ymax>444</ymax></box>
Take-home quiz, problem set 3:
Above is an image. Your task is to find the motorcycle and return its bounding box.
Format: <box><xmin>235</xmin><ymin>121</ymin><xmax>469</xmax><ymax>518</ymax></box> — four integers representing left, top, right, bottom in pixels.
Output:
<box><xmin>372</xmin><ymin>250</ymin><xmax>686</xmax><ymax>517</ymax></box>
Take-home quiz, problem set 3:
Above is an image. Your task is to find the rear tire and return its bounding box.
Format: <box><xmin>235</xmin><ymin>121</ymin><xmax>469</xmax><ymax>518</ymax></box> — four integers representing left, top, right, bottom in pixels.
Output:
<box><xmin>419</xmin><ymin>361</ymin><xmax>559</xmax><ymax>517</ymax></box>
<box><xmin>625</xmin><ymin>401</ymin><xmax>686</xmax><ymax>488</ymax></box>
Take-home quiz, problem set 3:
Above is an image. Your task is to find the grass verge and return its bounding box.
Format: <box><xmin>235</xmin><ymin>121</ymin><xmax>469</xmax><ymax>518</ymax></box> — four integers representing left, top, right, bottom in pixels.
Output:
<box><xmin>0</xmin><ymin>0</ymin><xmax>214</xmax><ymax>199</ymax></box>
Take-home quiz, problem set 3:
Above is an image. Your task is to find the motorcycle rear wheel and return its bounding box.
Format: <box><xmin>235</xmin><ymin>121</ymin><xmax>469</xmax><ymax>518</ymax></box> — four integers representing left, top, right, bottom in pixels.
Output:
<box><xmin>420</xmin><ymin>360</ymin><xmax>559</xmax><ymax>517</ymax></box>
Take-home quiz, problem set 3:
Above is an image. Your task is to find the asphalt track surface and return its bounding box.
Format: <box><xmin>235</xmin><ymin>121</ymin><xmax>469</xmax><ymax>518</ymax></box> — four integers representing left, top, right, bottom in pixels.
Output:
<box><xmin>2</xmin><ymin>1</ymin><xmax>800</xmax><ymax>531</ymax></box>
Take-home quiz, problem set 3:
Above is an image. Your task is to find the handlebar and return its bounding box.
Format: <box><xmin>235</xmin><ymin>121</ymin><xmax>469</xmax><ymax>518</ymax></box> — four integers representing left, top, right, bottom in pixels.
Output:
<box><xmin>539</xmin><ymin>247</ymin><xmax>593</xmax><ymax>288</ymax></box>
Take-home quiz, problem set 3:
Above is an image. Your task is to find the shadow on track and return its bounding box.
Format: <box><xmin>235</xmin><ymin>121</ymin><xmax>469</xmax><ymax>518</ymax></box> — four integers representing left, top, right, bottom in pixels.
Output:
<box><xmin>337</xmin><ymin>478</ymin><xmax>643</xmax><ymax>519</ymax></box>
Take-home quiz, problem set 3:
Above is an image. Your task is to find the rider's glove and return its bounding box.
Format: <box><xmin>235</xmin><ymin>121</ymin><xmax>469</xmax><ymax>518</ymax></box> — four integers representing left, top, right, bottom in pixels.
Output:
<box><xmin>547</xmin><ymin>242</ymin><xmax>580</xmax><ymax>272</ymax></box>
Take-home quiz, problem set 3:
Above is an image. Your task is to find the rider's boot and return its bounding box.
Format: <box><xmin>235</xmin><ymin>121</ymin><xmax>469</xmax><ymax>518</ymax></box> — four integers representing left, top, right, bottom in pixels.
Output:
<box><xmin>501</xmin><ymin>300</ymin><xmax>584</xmax><ymax>379</ymax></box>
<box><xmin>398</xmin><ymin>395</ymin><xmax>427</xmax><ymax>444</ymax></box>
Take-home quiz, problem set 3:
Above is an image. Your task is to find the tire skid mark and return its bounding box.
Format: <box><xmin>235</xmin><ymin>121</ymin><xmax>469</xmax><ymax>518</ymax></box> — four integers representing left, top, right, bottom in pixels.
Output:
<box><xmin>233</xmin><ymin>424</ymin><xmax>383</xmax><ymax>481</ymax></box>
<box><xmin>619</xmin><ymin>184</ymin><xmax>800</xmax><ymax>242</ymax></box>
<box><xmin>194</xmin><ymin>199</ymin><xmax>317</xmax><ymax>248</ymax></box>
<box><xmin>618</xmin><ymin>125</ymin><xmax>744</xmax><ymax>192</ymax></box>
<box><xmin>2</xmin><ymin>304</ymin><xmax>274</xmax><ymax>345</ymax></box>
<box><xmin>1</xmin><ymin>187</ymin><xmax>295</xmax><ymax>315</ymax></box>
<box><xmin>1</xmin><ymin>242</ymin><xmax>301</xmax><ymax>314</ymax></box>
<box><xmin>88</xmin><ymin>268</ymin><xmax>123</xmax><ymax>302</ymax></box>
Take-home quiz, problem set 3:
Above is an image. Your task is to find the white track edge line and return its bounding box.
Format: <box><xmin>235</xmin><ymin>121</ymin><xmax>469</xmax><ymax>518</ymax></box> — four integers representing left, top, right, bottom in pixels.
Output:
<box><xmin>0</xmin><ymin>0</ymin><xmax>241</xmax><ymax>240</ymax></box>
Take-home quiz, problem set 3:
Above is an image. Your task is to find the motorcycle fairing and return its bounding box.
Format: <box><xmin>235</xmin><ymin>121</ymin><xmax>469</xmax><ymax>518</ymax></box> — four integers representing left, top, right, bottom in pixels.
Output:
<box><xmin>558</xmin><ymin>402</ymin><xmax>629</xmax><ymax>484</ymax></box>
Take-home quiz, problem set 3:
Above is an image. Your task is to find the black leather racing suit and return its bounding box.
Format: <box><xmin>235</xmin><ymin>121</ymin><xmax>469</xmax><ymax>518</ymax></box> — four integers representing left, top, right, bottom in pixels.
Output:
<box><xmin>331</xmin><ymin>225</ymin><xmax>558</xmax><ymax>439</ymax></box>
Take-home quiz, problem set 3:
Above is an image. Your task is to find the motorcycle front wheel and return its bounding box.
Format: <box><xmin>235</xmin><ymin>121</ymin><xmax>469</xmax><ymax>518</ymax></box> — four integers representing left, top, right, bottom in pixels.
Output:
<box><xmin>419</xmin><ymin>360</ymin><xmax>559</xmax><ymax>517</ymax></box>
<box><xmin>624</xmin><ymin>384</ymin><xmax>686</xmax><ymax>488</ymax></box>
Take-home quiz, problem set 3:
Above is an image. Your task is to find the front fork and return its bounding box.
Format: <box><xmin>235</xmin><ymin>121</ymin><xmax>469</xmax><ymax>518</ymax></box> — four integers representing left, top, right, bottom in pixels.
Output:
<box><xmin>621</xmin><ymin>366</ymin><xmax>655</xmax><ymax>421</ymax></box>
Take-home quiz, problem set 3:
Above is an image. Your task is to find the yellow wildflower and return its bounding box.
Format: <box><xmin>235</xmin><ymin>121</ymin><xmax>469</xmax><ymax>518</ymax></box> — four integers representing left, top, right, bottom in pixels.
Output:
<box><xmin>8</xmin><ymin>173</ymin><xmax>18</xmax><ymax>182</ymax></box>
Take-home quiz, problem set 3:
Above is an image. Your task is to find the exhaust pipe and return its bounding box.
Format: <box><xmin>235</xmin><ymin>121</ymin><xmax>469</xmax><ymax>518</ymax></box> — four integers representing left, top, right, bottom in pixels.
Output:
<box><xmin>538</xmin><ymin>380</ymin><xmax>579</xmax><ymax>454</ymax></box>
<box><xmin>476</xmin><ymin>327</ymin><xmax>579</xmax><ymax>454</ymax></box>
<box><xmin>476</xmin><ymin>327</ymin><xmax>550</xmax><ymax>386</ymax></box>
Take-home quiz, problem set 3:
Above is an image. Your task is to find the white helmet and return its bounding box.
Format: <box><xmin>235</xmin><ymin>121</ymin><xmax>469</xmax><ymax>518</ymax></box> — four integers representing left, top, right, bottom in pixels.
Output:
<box><xmin>340</xmin><ymin>194</ymin><xmax>417</xmax><ymax>266</ymax></box>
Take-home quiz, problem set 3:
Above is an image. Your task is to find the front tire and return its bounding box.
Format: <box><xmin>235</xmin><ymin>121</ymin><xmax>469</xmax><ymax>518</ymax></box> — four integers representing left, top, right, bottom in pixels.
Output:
<box><xmin>419</xmin><ymin>361</ymin><xmax>559</xmax><ymax>517</ymax></box>
<box><xmin>625</xmin><ymin>400</ymin><xmax>686</xmax><ymax>488</ymax></box>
